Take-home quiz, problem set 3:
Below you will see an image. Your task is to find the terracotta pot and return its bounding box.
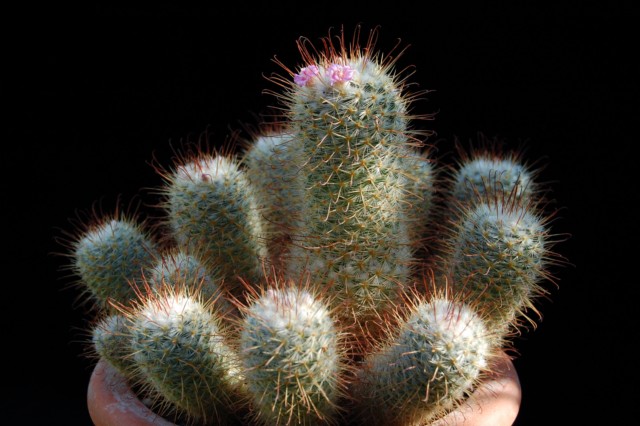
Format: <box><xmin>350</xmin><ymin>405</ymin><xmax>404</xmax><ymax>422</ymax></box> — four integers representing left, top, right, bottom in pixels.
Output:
<box><xmin>88</xmin><ymin>353</ymin><xmax>521</xmax><ymax>426</ymax></box>
<box><xmin>430</xmin><ymin>352</ymin><xmax>521</xmax><ymax>426</ymax></box>
<box><xmin>87</xmin><ymin>359</ymin><xmax>175</xmax><ymax>426</ymax></box>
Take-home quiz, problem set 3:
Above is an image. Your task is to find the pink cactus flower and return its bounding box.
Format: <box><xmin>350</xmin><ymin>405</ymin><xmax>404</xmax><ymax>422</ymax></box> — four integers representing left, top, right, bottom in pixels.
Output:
<box><xmin>294</xmin><ymin>65</ymin><xmax>320</xmax><ymax>86</ymax></box>
<box><xmin>327</xmin><ymin>63</ymin><xmax>354</xmax><ymax>86</ymax></box>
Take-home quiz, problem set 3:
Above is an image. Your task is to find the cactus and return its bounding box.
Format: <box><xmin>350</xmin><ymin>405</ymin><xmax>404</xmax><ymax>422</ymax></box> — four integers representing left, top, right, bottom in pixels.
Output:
<box><xmin>65</xmin><ymin>27</ymin><xmax>563</xmax><ymax>426</ymax></box>
<box><xmin>161</xmin><ymin>152</ymin><xmax>268</xmax><ymax>299</ymax></box>
<box><xmin>148</xmin><ymin>248</ymin><xmax>233</xmax><ymax>316</ymax></box>
<box><xmin>353</xmin><ymin>294</ymin><xmax>498</xmax><ymax>426</ymax></box>
<box><xmin>243</xmin><ymin>130</ymin><xmax>305</xmax><ymax>262</ymax></box>
<box><xmin>124</xmin><ymin>284</ymin><xmax>244</xmax><ymax>425</ymax></box>
<box><xmin>240</xmin><ymin>282</ymin><xmax>347</xmax><ymax>425</ymax></box>
<box><xmin>280</xmin><ymin>41</ymin><xmax>421</xmax><ymax>342</ymax></box>
<box><xmin>449</xmin><ymin>145</ymin><xmax>536</xmax><ymax>210</ymax></box>
<box><xmin>443</xmin><ymin>190</ymin><xmax>551</xmax><ymax>332</ymax></box>
<box><xmin>91</xmin><ymin>313</ymin><xmax>136</xmax><ymax>376</ymax></box>
<box><xmin>71</xmin><ymin>216</ymin><xmax>159</xmax><ymax>309</ymax></box>
<box><xmin>397</xmin><ymin>147</ymin><xmax>437</xmax><ymax>247</ymax></box>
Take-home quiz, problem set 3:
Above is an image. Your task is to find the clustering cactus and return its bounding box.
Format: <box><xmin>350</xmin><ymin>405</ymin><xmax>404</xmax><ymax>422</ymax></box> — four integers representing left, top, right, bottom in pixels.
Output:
<box><xmin>65</xmin><ymin>28</ymin><xmax>562</xmax><ymax>426</ymax></box>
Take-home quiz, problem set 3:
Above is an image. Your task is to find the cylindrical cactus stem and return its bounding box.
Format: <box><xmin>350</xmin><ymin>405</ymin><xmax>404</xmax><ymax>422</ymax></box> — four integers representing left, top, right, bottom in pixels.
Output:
<box><xmin>395</xmin><ymin>147</ymin><xmax>437</xmax><ymax>248</ymax></box>
<box><xmin>126</xmin><ymin>284</ymin><xmax>244</xmax><ymax>425</ymax></box>
<box><xmin>353</xmin><ymin>294</ymin><xmax>499</xmax><ymax>426</ymax></box>
<box><xmin>91</xmin><ymin>313</ymin><xmax>136</xmax><ymax>378</ymax></box>
<box><xmin>239</xmin><ymin>281</ymin><xmax>348</xmax><ymax>426</ymax></box>
<box><xmin>429</xmin><ymin>145</ymin><xmax>540</xmax><ymax>294</ymax></box>
<box><xmin>161</xmin><ymin>152</ymin><xmax>268</xmax><ymax>300</ymax></box>
<box><xmin>147</xmin><ymin>248</ymin><xmax>233</xmax><ymax>317</ymax></box>
<box><xmin>278</xmin><ymin>33</ymin><xmax>422</xmax><ymax>343</ymax></box>
<box><xmin>242</xmin><ymin>130</ymin><xmax>305</xmax><ymax>264</ymax></box>
<box><xmin>449</xmin><ymin>146</ymin><xmax>536</xmax><ymax>212</ymax></box>
<box><xmin>72</xmin><ymin>216</ymin><xmax>159</xmax><ymax>310</ymax></box>
<box><xmin>445</xmin><ymin>190</ymin><xmax>552</xmax><ymax>333</ymax></box>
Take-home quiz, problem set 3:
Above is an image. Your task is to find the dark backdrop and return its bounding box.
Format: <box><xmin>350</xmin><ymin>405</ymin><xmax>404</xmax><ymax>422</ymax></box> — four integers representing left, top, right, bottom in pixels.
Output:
<box><xmin>5</xmin><ymin>4</ymin><xmax>636</xmax><ymax>424</ymax></box>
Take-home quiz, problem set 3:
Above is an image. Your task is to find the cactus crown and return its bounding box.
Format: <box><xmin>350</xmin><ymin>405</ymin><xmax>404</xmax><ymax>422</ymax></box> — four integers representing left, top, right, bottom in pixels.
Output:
<box><xmin>63</xmin><ymin>27</ymin><xmax>562</xmax><ymax>426</ymax></box>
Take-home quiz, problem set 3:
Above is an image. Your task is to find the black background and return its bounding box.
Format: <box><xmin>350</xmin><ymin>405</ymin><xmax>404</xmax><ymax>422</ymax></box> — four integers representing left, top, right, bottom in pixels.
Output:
<box><xmin>5</xmin><ymin>4</ymin><xmax>637</xmax><ymax>425</ymax></box>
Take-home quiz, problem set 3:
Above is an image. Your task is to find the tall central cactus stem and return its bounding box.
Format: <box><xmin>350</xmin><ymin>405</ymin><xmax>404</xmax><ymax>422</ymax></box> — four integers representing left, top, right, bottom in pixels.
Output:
<box><xmin>282</xmin><ymin>42</ymin><xmax>417</xmax><ymax>343</ymax></box>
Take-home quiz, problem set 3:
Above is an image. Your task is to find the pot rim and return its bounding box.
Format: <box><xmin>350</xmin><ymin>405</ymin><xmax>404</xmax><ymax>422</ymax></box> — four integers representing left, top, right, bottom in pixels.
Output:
<box><xmin>88</xmin><ymin>352</ymin><xmax>521</xmax><ymax>426</ymax></box>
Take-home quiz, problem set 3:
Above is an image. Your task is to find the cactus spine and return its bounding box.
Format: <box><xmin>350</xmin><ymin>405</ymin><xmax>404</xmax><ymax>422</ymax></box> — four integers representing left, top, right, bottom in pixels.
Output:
<box><xmin>240</xmin><ymin>284</ymin><xmax>346</xmax><ymax>425</ymax></box>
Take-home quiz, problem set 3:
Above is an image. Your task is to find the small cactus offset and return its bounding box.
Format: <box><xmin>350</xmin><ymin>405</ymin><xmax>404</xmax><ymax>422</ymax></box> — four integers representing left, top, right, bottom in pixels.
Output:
<box><xmin>160</xmin><ymin>152</ymin><xmax>268</xmax><ymax>299</ymax></box>
<box><xmin>64</xmin><ymin>27</ymin><xmax>564</xmax><ymax>425</ymax></box>
<box><xmin>70</xmin><ymin>215</ymin><xmax>159</xmax><ymax>310</ymax></box>
<box><xmin>396</xmin><ymin>147</ymin><xmax>437</xmax><ymax>247</ymax></box>
<box><xmin>449</xmin><ymin>144</ymin><xmax>537</xmax><ymax>210</ymax></box>
<box><xmin>91</xmin><ymin>313</ymin><xmax>136</xmax><ymax>376</ymax></box>
<box><xmin>353</xmin><ymin>293</ymin><xmax>499</xmax><ymax>426</ymax></box>
<box><xmin>240</xmin><ymin>281</ymin><xmax>347</xmax><ymax>425</ymax></box>
<box><xmin>443</xmin><ymin>191</ymin><xmax>551</xmax><ymax>333</ymax></box>
<box><xmin>121</xmin><ymin>283</ymin><xmax>244</xmax><ymax>425</ymax></box>
<box><xmin>242</xmin><ymin>131</ymin><xmax>306</xmax><ymax>262</ymax></box>
<box><xmin>148</xmin><ymin>249</ymin><xmax>233</xmax><ymax>317</ymax></box>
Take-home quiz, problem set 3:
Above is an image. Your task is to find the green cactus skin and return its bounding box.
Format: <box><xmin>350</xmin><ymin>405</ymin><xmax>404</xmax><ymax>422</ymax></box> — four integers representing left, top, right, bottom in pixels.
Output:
<box><xmin>280</xmin><ymin>39</ymin><xmax>420</xmax><ymax>342</ymax></box>
<box><xmin>243</xmin><ymin>131</ymin><xmax>305</xmax><ymax>263</ymax></box>
<box><xmin>72</xmin><ymin>217</ymin><xmax>159</xmax><ymax>309</ymax></box>
<box><xmin>240</xmin><ymin>285</ymin><xmax>346</xmax><ymax>426</ymax></box>
<box><xmin>446</xmin><ymin>194</ymin><xmax>550</xmax><ymax>333</ymax></box>
<box><xmin>148</xmin><ymin>249</ymin><xmax>233</xmax><ymax>317</ymax></box>
<box><xmin>353</xmin><ymin>296</ymin><xmax>496</xmax><ymax>426</ymax></box>
<box><xmin>128</xmin><ymin>286</ymin><xmax>243</xmax><ymax>425</ymax></box>
<box><xmin>163</xmin><ymin>153</ymin><xmax>267</xmax><ymax>299</ymax></box>
<box><xmin>92</xmin><ymin>313</ymin><xmax>135</xmax><ymax>377</ymax></box>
